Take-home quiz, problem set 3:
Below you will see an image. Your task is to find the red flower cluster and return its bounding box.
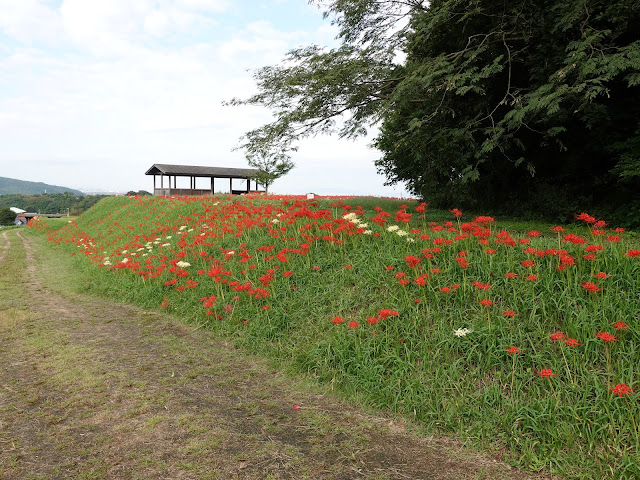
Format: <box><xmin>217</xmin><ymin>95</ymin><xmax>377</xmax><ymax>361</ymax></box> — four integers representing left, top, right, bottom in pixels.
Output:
<box><xmin>595</xmin><ymin>332</ymin><xmax>617</xmax><ymax>343</ymax></box>
<box><xmin>611</xmin><ymin>383</ymin><xmax>633</xmax><ymax>397</ymax></box>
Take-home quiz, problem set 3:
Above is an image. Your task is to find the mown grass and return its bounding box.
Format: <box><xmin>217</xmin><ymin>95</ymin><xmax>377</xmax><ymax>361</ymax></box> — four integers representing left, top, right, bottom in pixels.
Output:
<box><xmin>32</xmin><ymin>194</ymin><xmax>640</xmax><ymax>479</ymax></box>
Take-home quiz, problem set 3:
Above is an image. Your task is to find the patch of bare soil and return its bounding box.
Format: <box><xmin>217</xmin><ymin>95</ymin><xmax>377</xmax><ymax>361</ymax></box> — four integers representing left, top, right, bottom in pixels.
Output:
<box><xmin>0</xmin><ymin>231</ymin><xmax>547</xmax><ymax>480</ymax></box>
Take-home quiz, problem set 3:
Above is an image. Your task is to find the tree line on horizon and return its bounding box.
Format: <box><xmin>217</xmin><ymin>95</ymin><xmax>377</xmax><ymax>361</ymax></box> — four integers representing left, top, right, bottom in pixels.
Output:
<box><xmin>0</xmin><ymin>193</ymin><xmax>107</xmax><ymax>218</ymax></box>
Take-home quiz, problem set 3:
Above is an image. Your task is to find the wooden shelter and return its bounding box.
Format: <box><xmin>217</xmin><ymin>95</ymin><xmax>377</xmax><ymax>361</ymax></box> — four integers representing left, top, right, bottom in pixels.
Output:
<box><xmin>145</xmin><ymin>164</ymin><xmax>261</xmax><ymax>196</ymax></box>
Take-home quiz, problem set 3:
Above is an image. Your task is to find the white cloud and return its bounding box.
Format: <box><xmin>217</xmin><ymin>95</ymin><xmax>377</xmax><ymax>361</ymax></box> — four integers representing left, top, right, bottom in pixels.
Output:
<box><xmin>0</xmin><ymin>0</ymin><xmax>63</xmax><ymax>44</ymax></box>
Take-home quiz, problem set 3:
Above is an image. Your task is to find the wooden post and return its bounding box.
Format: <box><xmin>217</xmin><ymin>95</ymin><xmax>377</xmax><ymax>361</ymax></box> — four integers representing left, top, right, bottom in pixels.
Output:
<box><xmin>211</xmin><ymin>177</ymin><xmax>214</xmax><ymax>194</ymax></box>
<box><xmin>229</xmin><ymin>178</ymin><xmax>232</xmax><ymax>194</ymax></box>
<box><xmin>246</xmin><ymin>178</ymin><xmax>249</xmax><ymax>193</ymax></box>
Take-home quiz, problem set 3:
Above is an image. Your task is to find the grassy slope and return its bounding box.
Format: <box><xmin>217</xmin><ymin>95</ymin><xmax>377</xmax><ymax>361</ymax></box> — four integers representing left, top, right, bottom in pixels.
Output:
<box><xmin>35</xmin><ymin>194</ymin><xmax>640</xmax><ymax>479</ymax></box>
<box><xmin>2</xmin><ymin>229</ymin><xmax>527</xmax><ymax>480</ymax></box>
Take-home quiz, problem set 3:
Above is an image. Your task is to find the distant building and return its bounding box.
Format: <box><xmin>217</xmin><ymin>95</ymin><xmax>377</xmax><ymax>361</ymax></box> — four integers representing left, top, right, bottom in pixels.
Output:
<box><xmin>15</xmin><ymin>212</ymin><xmax>63</xmax><ymax>226</ymax></box>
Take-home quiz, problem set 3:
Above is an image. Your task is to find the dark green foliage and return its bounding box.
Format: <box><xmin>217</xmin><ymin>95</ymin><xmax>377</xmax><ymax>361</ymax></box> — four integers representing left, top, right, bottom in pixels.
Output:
<box><xmin>375</xmin><ymin>0</ymin><xmax>640</xmax><ymax>225</ymax></box>
<box><xmin>0</xmin><ymin>176</ymin><xmax>85</xmax><ymax>195</ymax></box>
<box><xmin>0</xmin><ymin>193</ymin><xmax>107</xmax><ymax>215</ymax></box>
<box><xmin>126</xmin><ymin>190</ymin><xmax>152</xmax><ymax>196</ymax></box>
<box><xmin>231</xmin><ymin>0</ymin><xmax>640</xmax><ymax>226</ymax></box>
<box><xmin>0</xmin><ymin>207</ymin><xmax>14</xmax><ymax>226</ymax></box>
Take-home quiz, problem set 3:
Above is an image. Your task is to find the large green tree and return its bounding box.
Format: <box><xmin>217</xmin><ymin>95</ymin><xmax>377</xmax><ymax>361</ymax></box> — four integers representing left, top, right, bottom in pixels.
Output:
<box><xmin>230</xmin><ymin>0</ymin><xmax>640</xmax><ymax>224</ymax></box>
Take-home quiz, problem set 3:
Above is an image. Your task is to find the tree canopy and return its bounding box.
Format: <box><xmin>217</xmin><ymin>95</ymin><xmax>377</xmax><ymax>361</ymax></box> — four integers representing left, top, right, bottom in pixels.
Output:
<box><xmin>230</xmin><ymin>0</ymin><xmax>640</xmax><ymax>225</ymax></box>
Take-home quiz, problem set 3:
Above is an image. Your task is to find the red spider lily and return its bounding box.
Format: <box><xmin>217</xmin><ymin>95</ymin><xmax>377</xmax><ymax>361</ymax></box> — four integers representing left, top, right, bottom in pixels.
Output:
<box><xmin>563</xmin><ymin>234</ymin><xmax>586</xmax><ymax>245</ymax></box>
<box><xmin>404</xmin><ymin>255</ymin><xmax>421</xmax><ymax>268</ymax></box>
<box><xmin>583</xmin><ymin>254</ymin><xmax>597</xmax><ymax>261</ymax></box>
<box><xmin>395</xmin><ymin>210</ymin><xmax>412</xmax><ymax>224</ymax></box>
<box><xmin>575</xmin><ymin>212</ymin><xmax>596</xmax><ymax>223</ymax></box>
<box><xmin>348</xmin><ymin>321</ymin><xmax>359</xmax><ymax>329</ymax></box>
<box><xmin>565</xmin><ymin>338</ymin><xmax>580</xmax><ymax>347</ymax></box>
<box><xmin>345</xmin><ymin>264</ymin><xmax>353</xmax><ymax>269</ymax></box>
<box><xmin>485</xmin><ymin>249</ymin><xmax>497</xmax><ymax>255</ymax></box>
<box><xmin>505</xmin><ymin>272</ymin><xmax>518</xmax><ymax>279</ymax></box>
<box><xmin>606</xmin><ymin>235</ymin><xmax>621</xmax><ymax>243</ymax></box>
<box><xmin>551</xmin><ymin>226</ymin><xmax>565</xmax><ymax>232</ymax></box>
<box><xmin>473</xmin><ymin>216</ymin><xmax>495</xmax><ymax>225</ymax></box>
<box><xmin>332</xmin><ymin>316</ymin><xmax>343</xmax><ymax>324</ymax></box>
<box><xmin>371</xmin><ymin>210</ymin><xmax>391</xmax><ymax>226</ymax></box>
<box><xmin>525</xmin><ymin>274</ymin><xmax>538</xmax><ymax>281</ymax></box>
<box><xmin>472</xmin><ymin>281</ymin><xmax>491</xmax><ymax>291</ymax></box>
<box><xmin>385</xmin><ymin>265</ymin><xmax>395</xmax><ymax>271</ymax></box>
<box><xmin>440</xmin><ymin>286</ymin><xmax>451</xmax><ymax>293</ymax></box>
<box><xmin>559</xmin><ymin>254</ymin><xmax>575</xmax><ymax>266</ymax></box>
<box><xmin>450</xmin><ymin>284</ymin><xmax>460</xmax><ymax>290</ymax></box>
<box><xmin>398</xmin><ymin>279</ymin><xmax>410</xmax><ymax>286</ymax></box>
<box><xmin>367</xmin><ymin>316</ymin><xmax>379</xmax><ymax>325</ymax></box>
<box><xmin>581</xmin><ymin>282</ymin><xmax>601</xmax><ymax>293</ymax></box>
<box><xmin>503</xmin><ymin>310</ymin><xmax>516</xmax><ymax>318</ymax></box>
<box><xmin>550</xmin><ymin>332</ymin><xmax>566</xmax><ymax>341</ymax></box>
<box><xmin>415</xmin><ymin>202</ymin><xmax>428</xmax><ymax>213</ymax></box>
<box><xmin>521</xmin><ymin>260</ymin><xmax>535</xmax><ymax>267</ymax></box>
<box><xmin>200</xmin><ymin>295</ymin><xmax>217</xmax><ymax>308</ymax></box>
<box><xmin>595</xmin><ymin>332</ymin><xmax>617</xmax><ymax>343</ymax></box>
<box><xmin>593</xmin><ymin>272</ymin><xmax>609</xmax><ymax>279</ymax></box>
<box><xmin>611</xmin><ymin>384</ymin><xmax>633</xmax><ymax>397</ymax></box>
<box><xmin>414</xmin><ymin>274</ymin><xmax>429</xmax><ymax>286</ymax></box>
<box><xmin>479</xmin><ymin>298</ymin><xmax>494</xmax><ymax>307</ymax></box>
<box><xmin>612</xmin><ymin>321</ymin><xmax>627</xmax><ymax>330</ymax></box>
<box><xmin>626</xmin><ymin>249</ymin><xmax>640</xmax><ymax>257</ymax></box>
<box><xmin>450</xmin><ymin>208</ymin><xmax>463</xmax><ymax>217</ymax></box>
<box><xmin>535</xmin><ymin>368</ymin><xmax>557</xmax><ymax>378</ymax></box>
<box><xmin>293</xmin><ymin>404</ymin><xmax>301</xmax><ymax>410</ymax></box>
<box><xmin>585</xmin><ymin>244</ymin><xmax>604</xmax><ymax>253</ymax></box>
<box><xmin>378</xmin><ymin>309</ymin><xmax>399</xmax><ymax>319</ymax></box>
<box><xmin>161</xmin><ymin>297</ymin><xmax>169</xmax><ymax>309</ymax></box>
<box><xmin>527</xmin><ymin>230</ymin><xmax>541</xmax><ymax>237</ymax></box>
<box><xmin>505</xmin><ymin>346</ymin><xmax>520</xmax><ymax>355</ymax></box>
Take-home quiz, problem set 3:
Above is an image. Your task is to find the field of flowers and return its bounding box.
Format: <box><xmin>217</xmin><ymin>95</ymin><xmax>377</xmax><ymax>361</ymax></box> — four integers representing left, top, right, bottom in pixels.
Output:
<box><xmin>35</xmin><ymin>194</ymin><xmax>639</xmax><ymax>479</ymax></box>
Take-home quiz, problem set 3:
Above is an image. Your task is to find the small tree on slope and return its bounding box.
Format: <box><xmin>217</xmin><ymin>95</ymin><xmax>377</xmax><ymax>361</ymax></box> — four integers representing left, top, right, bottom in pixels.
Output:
<box><xmin>246</xmin><ymin>152</ymin><xmax>295</xmax><ymax>194</ymax></box>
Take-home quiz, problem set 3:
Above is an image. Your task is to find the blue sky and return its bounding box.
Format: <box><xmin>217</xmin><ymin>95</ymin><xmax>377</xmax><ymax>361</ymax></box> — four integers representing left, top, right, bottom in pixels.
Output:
<box><xmin>0</xmin><ymin>0</ymin><xmax>411</xmax><ymax>196</ymax></box>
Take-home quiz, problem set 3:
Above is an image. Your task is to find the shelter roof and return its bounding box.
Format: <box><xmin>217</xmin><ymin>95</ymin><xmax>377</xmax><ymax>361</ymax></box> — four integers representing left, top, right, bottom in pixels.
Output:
<box><xmin>145</xmin><ymin>164</ymin><xmax>259</xmax><ymax>179</ymax></box>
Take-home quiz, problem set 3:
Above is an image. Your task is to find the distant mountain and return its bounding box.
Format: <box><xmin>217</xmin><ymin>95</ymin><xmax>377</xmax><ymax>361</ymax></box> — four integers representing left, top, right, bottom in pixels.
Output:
<box><xmin>0</xmin><ymin>176</ymin><xmax>85</xmax><ymax>196</ymax></box>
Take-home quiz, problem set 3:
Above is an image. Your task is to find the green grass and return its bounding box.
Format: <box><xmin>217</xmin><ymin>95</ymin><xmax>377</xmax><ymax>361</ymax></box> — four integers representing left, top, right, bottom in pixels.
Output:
<box><xmin>32</xmin><ymin>193</ymin><xmax>640</xmax><ymax>479</ymax></box>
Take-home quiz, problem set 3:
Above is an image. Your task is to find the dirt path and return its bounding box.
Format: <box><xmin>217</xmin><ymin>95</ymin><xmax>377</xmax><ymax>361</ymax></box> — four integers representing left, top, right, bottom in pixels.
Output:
<box><xmin>0</xmin><ymin>230</ymin><xmax>541</xmax><ymax>480</ymax></box>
